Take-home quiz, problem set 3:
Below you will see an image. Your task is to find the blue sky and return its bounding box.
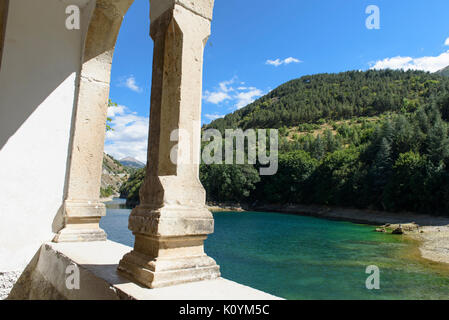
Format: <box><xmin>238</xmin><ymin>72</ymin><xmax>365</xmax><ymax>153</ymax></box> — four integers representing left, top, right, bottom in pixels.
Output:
<box><xmin>105</xmin><ymin>0</ymin><xmax>449</xmax><ymax>162</ymax></box>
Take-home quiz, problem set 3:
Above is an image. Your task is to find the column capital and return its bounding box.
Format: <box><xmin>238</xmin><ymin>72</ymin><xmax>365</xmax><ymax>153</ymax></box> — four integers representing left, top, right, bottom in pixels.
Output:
<box><xmin>150</xmin><ymin>0</ymin><xmax>214</xmax><ymax>23</ymax></box>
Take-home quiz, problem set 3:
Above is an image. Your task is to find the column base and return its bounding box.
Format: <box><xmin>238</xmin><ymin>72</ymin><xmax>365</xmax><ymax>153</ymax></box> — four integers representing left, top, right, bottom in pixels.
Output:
<box><xmin>53</xmin><ymin>200</ymin><xmax>107</xmax><ymax>242</ymax></box>
<box><xmin>117</xmin><ymin>234</ymin><xmax>220</xmax><ymax>289</ymax></box>
<box><xmin>53</xmin><ymin>227</ymin><xmax>107</xmax><ymax>242</ymax></box>
<box><xmin>118</xmin><ymin>251</ymin><xmax>220</xmax><ymax>289</ymax></box>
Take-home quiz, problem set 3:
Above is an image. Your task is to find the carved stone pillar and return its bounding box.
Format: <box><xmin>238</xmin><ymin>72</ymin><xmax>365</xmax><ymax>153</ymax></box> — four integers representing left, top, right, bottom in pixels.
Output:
<box><xmin>54</xmin><ymin>0</ymin><xmax>134</xmax><ymax>242</ymax></box>
<box><xmin>118</xmin><ymin>0</ymin><xmax>220</xmax><ymax>288</ymax></box>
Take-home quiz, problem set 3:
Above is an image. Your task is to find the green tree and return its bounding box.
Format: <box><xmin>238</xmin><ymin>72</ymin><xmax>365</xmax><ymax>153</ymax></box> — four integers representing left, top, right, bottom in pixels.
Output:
<box><xmin>106</xmin><ymin>99</ymin><xmax>117</xmax><ymax>132</ymax></box>
<box><xmin>383</xmin><ymin>152</ymin><xmax>427</xmax><ymax>212</ymax></box>
<box><xmin>200</xmin><ymin>164</ymin><xmax>260</xmax><ymax>203</ymax></box>
<box><xmin>426</xmin><ymin>118</ymin><xmax>449</xmax><ymax>166</ymax></box>
<box><xmin>311</xmin><ymin>148</ymin><xmax>362</xmax><ymax>206</ymax></box>
<box><xmin>119</xmin><ymin>167</ymin><xmax>145</xmax><ymax>206</ymax></box>
<box><xmin>256</xmin><ymin>150</ymin><xmax>318</xmax><ymax>203</ymax></box>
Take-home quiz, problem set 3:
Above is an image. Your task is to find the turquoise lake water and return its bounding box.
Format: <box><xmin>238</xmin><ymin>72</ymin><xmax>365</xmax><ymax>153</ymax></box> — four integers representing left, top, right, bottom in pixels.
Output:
<box><xmin>101</xmin><ymin>199</ymin><xmax>449</xmax><ymax>300</ymax></box>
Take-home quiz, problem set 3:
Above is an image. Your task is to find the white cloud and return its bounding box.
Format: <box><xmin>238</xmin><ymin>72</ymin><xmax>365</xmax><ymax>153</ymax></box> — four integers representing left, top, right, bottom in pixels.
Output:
<box><xmin>237</xmin><ymin>86</ymin><xmax>257</xmax><ymax>91</ymax></box>
<box><xmin>107</xmin><ymin>105</ymin><xmax>126</xmax><ymax>117</ymax></box>
<box><xmin>203</xmin><ymin>91</ymin><xmax>231</xmax><ymax>104</ymax></box>
<box><xmin>370</xmin><ymin>50</ymin><xmax>449</xmax><ymax>73</ymax></box>
<box><xmin>203</xmin><ymin>77</ymin><xmax>265</xmax><ymax>111</ymax></box>
<box><xmin>104</xmin><ymin>105</ymin><xmax>149</xmax><ymax>163</ymax></box>
<box><xmin>235</xmin><ymin>88</ymin><xmax>263</xmax><ymax>109</ymax></box>
<box><xmin>266</xmin><ymin>57</ymin><xmax>302</xmax><ymax>67</ymax></box>
<box><xmin>118</xmin><ymin>75</ymin><xmax>143</xmax><ymax>93</ymax></box>
<box><xmin>284</xmin><ymin>57</ymin><xmax>301</xmax><ymax>64</ymax></box>
<box><xmin>202</xmin><ymin>78</ymin><xmax>238</xmax><ymax>104</ymax></box>
<box><xmin>266</xmin><ymin>59</ymin><xmax>283</xmax><ymax>67</ymax></box>
<box><xmin>445</xmin><ymin>37</ymin><xmax>449</xmax><ymax>46</ymax></box>
<box><xmin>218</xmin><ymin>78</ymin><xmax>236</xmax><ymax>93</ymax></box>
<box><xmin>205</xmin><ymin>114</ymin><xmax>225</xmax><ymax>121</ymax></box>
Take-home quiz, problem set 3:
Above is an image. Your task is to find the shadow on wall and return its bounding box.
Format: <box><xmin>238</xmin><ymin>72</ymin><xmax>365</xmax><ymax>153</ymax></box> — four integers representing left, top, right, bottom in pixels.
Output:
<box><xmin>0</xmin><ymin>0</ymin><xmax>137</xmax><ymax>283</ymax></box>
<box><xmin>0</xmin><ymin>0</ymin><xmax>97</xmax><ymax>276</ymax></box>
<box><xmin>0</xmin><ymin>1</ymin><xmax>98</xmax><ymax>245</ymax></box>
<box><xmin>0</xmin><ymin>0</ymin><xmax>90</xmax><ymax>150</ymax></box>
<box><xmin>0</xmin><ymin>0</ymin><xmax>9</xmax><ymax>72</ymax></box>
<box><xmin>0</xmin><ymin>0</ymin><xmax>135</xmax><ymax>151</ymax></box>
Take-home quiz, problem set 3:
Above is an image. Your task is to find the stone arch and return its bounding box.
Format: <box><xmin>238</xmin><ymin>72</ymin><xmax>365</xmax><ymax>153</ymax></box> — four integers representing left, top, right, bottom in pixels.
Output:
<box><xmin>55</xmin><ymin>0</ymin><xmax>220</xmax><ymax>290</ymax></box>
<box><xmin>55</xmin><ymin>0</ymin><xmax>135</xmax><ymax>242</ymax></box>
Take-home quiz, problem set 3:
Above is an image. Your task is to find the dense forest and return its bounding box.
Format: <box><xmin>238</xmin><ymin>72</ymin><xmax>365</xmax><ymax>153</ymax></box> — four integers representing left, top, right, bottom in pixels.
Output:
<box><xmin>121</xmin><ymin>69</ymin><xmax>449</xmax><ymax>215</ymax></box>
<box><xmin>206</xmin><ymin>69</ymin><xmax>449</xmax><ymax>131</ymax></box>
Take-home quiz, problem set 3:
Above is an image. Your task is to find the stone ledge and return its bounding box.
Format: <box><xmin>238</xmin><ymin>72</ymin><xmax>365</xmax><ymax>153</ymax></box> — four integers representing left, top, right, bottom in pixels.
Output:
<box><xmin>10</xmin><ymin>241</ymin><xmax>282</xmax><ymax>300</ymax></box>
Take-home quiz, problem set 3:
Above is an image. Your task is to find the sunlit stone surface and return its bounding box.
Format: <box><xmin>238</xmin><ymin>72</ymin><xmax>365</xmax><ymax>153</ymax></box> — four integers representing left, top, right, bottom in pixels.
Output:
<box><xmin>118</xmin><ymin>0</ymin><xmax>221</xmax><ymax>289</ymax></box>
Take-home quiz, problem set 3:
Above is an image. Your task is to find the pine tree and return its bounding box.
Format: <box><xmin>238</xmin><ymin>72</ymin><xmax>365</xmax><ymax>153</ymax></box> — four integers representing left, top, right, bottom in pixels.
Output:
<box><xmin>381</xmin><ymin>120</ymin><xmax>395</xmax><ymax>144</ymax></box>
<box><xmin>324</xmin><ymin>129</ymin><xmax>338</xmax><ymax>153</ymax></box>
<box><xmin>368</xmin><ymin>137</ymin><xmax>393</xmax><ymax>208</ymax></box>
<box><xmin>426</xmin><ymin>119</ymin><xmax>449</xmax><ymax>166</ymax></box>
<box><xmin>416</xmin><ymin>107</ymin><xmax>430</xmax><ymax>134</ymax></box>
<box><xmin>312</xmin><ymin>135</ymin><xmax>326</xmax><ymax>160</ymax></box>
<box><xmin>374</xmin><ymin>138</ymin><xmax>393</xmax><ymax>174</ymax></box>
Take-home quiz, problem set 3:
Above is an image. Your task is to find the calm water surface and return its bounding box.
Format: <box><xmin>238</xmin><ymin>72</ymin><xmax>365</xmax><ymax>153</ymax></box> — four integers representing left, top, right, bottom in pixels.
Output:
<box><xmin>101</xmin><ymin>198</ymin><xmax>449</xmax><ymax>300</ymax></box>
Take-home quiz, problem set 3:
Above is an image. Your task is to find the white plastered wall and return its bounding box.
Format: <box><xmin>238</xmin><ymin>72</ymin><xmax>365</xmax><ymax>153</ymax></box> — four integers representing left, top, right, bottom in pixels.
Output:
<box><xmin>0</xmin><ymin>0</ymin><xmax>94</xmax><ymax>280</ymax></box>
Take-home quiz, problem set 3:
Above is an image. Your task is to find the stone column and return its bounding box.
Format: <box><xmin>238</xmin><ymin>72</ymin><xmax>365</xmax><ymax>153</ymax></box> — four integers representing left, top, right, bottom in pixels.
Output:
<box><xmin>118</xmin><ymin>0</ymin><xmax>220</xmax><ymax>288</ymax></box>
<box><xmin>54</xmin><ymin>0</ymin><xmax>134</xmax><ymax>242</ymax></box>
<box><xmin>52</xmin><ymin>73</ymin><xmax>109</xmax><ymax>243</ymax></box>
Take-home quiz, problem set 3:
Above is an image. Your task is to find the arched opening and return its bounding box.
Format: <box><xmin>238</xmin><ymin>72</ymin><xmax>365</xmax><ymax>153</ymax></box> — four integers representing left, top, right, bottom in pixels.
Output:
<box><xmin>2</xmin><ymin>0</ymin><xmax>449</xmax><ymax>301</ymax></box>
<box><xmin>54</xmin><ymin>0</ymin><xmax>135</xmax><ymax>242</ymax></box>
<box><xmin>103</xmin><ymin>0</ymin><xmax>152</xmax><ymax>189</ymax></box>
<box><xmin>100</xmin><ymin>0</ymin><xmax>154</xmax><ymax>243</ymax></box>
<box><xmin>56</xmin><ymin>0</ymin><xmax>220</xmax><ymax>289</ymax></box>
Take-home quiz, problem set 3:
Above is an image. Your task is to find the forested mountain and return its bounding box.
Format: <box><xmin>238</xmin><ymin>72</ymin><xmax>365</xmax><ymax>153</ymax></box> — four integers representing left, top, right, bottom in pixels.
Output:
<box><xmin>436</xmin><ymin>65</ymin><xmax>449</xmax><ymax>77</ymax></box>
<box><xmin>206</xmin><ymin>70</ymin><xmax>449</xmax><ymax>131</ymax></box>
<box><xmin>101</xmin><ymin>153</ymin><xmax>129</xmax><ymax>198</ymax></box>
<box><xmin>119</xmin><ymin>167</ymin><xmax>145</xmax><ymax>206</ymax></box>
<box><xmin>122</xmin><ymin>69</ymin><xmax>449</xmax><ymax>215</ymax></box>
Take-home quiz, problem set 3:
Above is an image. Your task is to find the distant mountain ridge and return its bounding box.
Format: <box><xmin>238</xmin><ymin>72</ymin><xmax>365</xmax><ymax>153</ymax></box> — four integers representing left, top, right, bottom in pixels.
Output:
<box><xmin>101</xmin><ymin>153</ymin><xmax>129</xmax><ymax>198</ymax></box>
<box><xmin>436</xmin><ymin>65</ymin><xmax>449</xmax><ymax>77</ymax></box>
<box><xmin>120</xmin><ymin>157</ymin><xmax>145</xmax><ymax>169</ymax></box>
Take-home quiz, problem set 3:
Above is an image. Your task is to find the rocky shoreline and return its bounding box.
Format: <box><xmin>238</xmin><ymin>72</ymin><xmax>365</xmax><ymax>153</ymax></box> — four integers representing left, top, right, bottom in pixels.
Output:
<box><xmin>100</xmin><ymin>195</ymin><xmax>116</xmax><ymax>202</ymax></box>
<box><xmin>206</xmin><ymin>203</ymin><xmax>246</xmax><ymax>212</ymax></box>
<box><xmin>208</xmin><ymin>202</ymin><xmax>449</xmax><ymax>266</ymax></box>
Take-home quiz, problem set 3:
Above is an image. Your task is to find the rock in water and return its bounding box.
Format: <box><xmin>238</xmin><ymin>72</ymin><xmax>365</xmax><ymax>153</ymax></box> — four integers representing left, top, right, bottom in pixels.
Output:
<box><xmin>392</xmin><ymin>226</ymin><xmax>404</xmax><ymax>235</ymax></box>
